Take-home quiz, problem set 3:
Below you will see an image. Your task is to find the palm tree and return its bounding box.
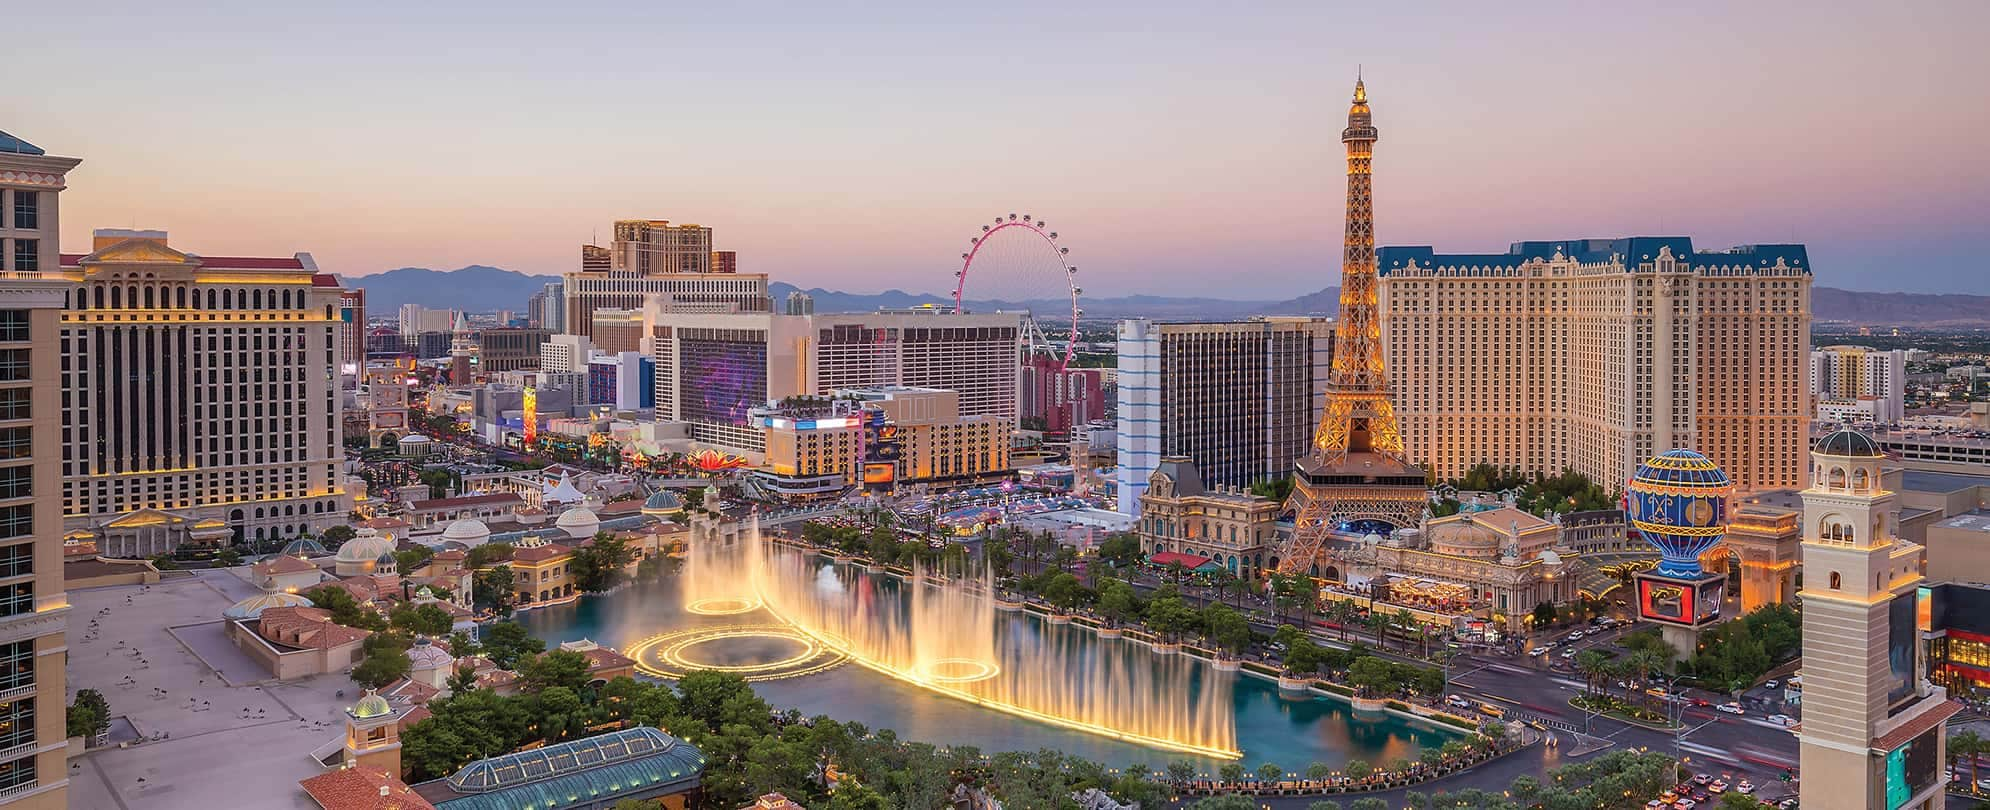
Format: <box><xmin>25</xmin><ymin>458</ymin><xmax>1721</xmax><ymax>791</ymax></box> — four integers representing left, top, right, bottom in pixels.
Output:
<box><xmin>1952</xmin><ymin>730</ymin><xmax>1985</xmax><ymax>789</ymax></box>
<box><xmin>1365</xmin><ymin>610</ymin><xmax>1391</xmax><ymax>648</ymax></box>
<box><xmin>1328</xmin><ymin>599</ymin><xmax>1360</xmax><ymax>642</ymax></box>
<box><xmin>1573</xmin><ymin>650</ymin><xmax>1609</xmax><ymax>699</ymax></box>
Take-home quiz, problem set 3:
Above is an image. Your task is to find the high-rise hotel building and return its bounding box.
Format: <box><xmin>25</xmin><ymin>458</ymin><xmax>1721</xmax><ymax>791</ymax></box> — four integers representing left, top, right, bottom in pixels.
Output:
<box><xmin>1114</xmin><ymin>317</ymin><xmax>1333</xmax><ymax>516</ymax></box>
<box><xmin>0</xmin><ymin>129</ymin><xmax>78</xmax><ymax>808</ymax></box>
<box><xmin>562</xmin><ymin>220</ymin><xmax>769</xmax><ymax>338</ymax></box>
<box><xmin>1377</xmin><ymin>238</ymin><xmax>1811</xmax><ymax>492</ymax></box>
<box><xmin>650</xmin><ymin>310</ymin><xmax>1022</xmax><ymax>453</ymax></box>
<box><xmin>56</xmin><ymin>229</ymin><xmax>355</xmax><ymax>553</ymax></box>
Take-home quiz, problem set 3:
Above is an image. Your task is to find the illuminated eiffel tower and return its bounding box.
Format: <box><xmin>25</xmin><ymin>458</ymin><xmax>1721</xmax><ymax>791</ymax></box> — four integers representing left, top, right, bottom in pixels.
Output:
<box><xmin>1277</xmin><ymin>75</ymin><xmax>1428</xmax><ymax>576</ymax></box>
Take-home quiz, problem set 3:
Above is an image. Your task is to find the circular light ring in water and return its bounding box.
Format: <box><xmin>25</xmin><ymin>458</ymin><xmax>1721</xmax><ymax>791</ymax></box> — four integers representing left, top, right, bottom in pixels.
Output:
<box><xmin>915</xmin><ymin>657</ymin><xmax>1000</xmax><ymax>684</ymax></box>
<box><xmin>627</xmin><ymin>625</ymin><xmax>848</xmax><ymax>682</ymax></box>
<box><xmin>685</xmin><ymin>597</ymin><xmax>764</xmax><ymax>616</ymax></box>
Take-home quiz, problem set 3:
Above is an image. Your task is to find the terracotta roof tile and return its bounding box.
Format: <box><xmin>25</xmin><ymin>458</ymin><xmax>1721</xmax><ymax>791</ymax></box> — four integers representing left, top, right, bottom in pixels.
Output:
<box><xmin>1871</xmin><ymin>699</ymin><xmax>1962</xmax><ymax>752</ymax></box>
<box><xmin>410</xmin><ymin>493</ymin><xmax>521</xmax><ymax>511</ymax></box>
<box><xmin>300</xmin><ymin>766</ymin><xmax>435</xmax><ymax>810</ymax></box>
<box><xmin>254</xmin><ymin>555</ymin><xmax>320</xmax><ymax>576</ymax></box>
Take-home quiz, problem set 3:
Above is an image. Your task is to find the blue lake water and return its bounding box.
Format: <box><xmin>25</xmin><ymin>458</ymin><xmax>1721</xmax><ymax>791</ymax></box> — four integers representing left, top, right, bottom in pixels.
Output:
<box><xmin>516</xmin><ymin>565</ymin><xmax>1458</xmax><ymax>772</ymax></box>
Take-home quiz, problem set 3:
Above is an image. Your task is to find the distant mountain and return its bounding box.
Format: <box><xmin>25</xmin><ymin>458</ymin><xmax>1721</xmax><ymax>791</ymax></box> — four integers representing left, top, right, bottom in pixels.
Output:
<box><xmin>1812</xmin><ymin>288</ymin><xmax>1990</xmax><ymax>326</ymax></box>
<box><xmin>340</xmin><ymin>266</ymin><xmax>550</xmax><ymax>313</ymax></box>
<box><xmin>344</xmin><ymin>267</ymin><xmax>1990</xmax><ymax>326</ymax></box>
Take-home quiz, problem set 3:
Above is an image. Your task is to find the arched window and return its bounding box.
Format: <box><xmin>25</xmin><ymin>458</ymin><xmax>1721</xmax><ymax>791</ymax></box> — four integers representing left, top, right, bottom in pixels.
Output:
<box><xmin>109</xmin><ymin>286</ymin><xmax>121</xmax><ymax>308</ymax></box>
<box><xmin>176</xmin><ymin>286</ymin><xmax>186</xmax><ymax>308</ymax></box>
<box><xmin>1828</xmin><ymin>467</ymin><xmax>1847</xmax><ymax>490</ymax></box>
<box><xmin>1853</xmin><ymin>468</ymin><xmax>1870</xmax><ymax>491</ymax></box>
<box><xmin>1829</xmin><ymin>571</ymin><xmax>1842</xmax><ymax>590</ymax></box>
<box><xmin>143</xmin><ymin>286</ymin><xmax>155</xmax><ymax>308</ymax></box>
<box><xmin>252</xmin><ymin>289</ymin><xmax>262</xmax><ymax>309</ymax></box>
<box><xmin>94</xmin><ymin>286</ymin><xmax>104</xmax><ymax>308</ymax></box>
<box><xmin>222</xmin><ymin>289</ymin><xmax>233</xmax><ymax>309</ymax></box>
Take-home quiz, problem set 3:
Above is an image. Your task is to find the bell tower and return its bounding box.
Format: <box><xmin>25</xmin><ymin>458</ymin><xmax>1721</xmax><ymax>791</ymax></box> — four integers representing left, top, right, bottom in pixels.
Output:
<box><xmin>1798</xmin><ymin>428</ymin><xmax>1957</xmax><ymax>810</ymax></box>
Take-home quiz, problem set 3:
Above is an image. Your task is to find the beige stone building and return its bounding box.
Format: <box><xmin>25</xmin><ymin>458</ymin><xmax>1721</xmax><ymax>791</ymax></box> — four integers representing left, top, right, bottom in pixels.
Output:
<box><xmin>1333</xmin><ymin>506</ymin><xmax>1579</xmax><ymax>632</ymax></box>
<box><xmin>562</xmin><ymin>220</ymin><xmax>770</xmax><ymax>339</ymax></box>
<box><xmin>1378</xmin><ymin>238</ymin><xmax>1811</xmax><ymax>492</ymax></box>
<box><xmin>1798</xmin><ymin>429</ymin><xmax>1958</xmax><ymax>810</ymax></box>
<box><xmin>0</xmin><ymin>130</ymin><xmax>74</xmax><ymax>806</ymax></box>
<box><xmin>53</xmin><ymin>229</ymin><xmax>355</xmax><ymax>550</ymax></box>
<box><xmin>1136</xmin><ymin>457</ymin><xmax>1280</xmax><ymax>580</ymax></box>
<box><xmin>854</xmin><ymin>387</ymin><xmax>1010</xmax><ymax>487</ymax></box>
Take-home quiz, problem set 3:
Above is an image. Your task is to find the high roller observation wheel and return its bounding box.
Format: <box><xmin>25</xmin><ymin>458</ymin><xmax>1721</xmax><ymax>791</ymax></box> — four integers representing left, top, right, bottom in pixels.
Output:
<box><xmin>954</xmin><ymin>213</ymin><xmax>1082</xmax><ymax>369</ymax></box>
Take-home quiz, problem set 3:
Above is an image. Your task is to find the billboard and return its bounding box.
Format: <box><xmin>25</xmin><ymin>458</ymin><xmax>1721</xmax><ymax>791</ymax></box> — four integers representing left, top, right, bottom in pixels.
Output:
<box><xmin>1886</xmin><ymin>725</ymin><xmax>1941</xmax><ymax>809</ymax></box>
<box><xmin>1887</xmin><ymin>590</ymin><xmax>1919</xmax><ymax>708</ymax></box>
<box><xmin>1637</xmin><ymin>573</ymin><xmax>1726</xmax><ymax>628</ymax></box>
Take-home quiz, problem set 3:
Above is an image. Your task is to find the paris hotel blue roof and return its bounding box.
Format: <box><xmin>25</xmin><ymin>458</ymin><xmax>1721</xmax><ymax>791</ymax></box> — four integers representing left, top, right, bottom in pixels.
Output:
<box><xmin>1378</xmin><ymin>238</ymin><xmax>1809</xmax><ymax>276</ymax></box>
<box><xmin>0</xmin><ymin>131</ymin><xmax>47</xmax><ymax>156</ymax></box>
<box><xmin>1631</xmin><ymin>449</ymin><xmax>1734</xmax><ymax>490</ymax></box>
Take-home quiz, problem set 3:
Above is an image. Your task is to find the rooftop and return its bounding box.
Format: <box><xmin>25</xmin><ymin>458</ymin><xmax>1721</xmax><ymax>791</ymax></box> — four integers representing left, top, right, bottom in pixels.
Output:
<box><xmin>1933</xmin><ymin>511</ymin><xmax>1990</xmax><ymax>536</ymax></box>
<box><xmin>300</xmin><ymin>766</ymin><xmax>436</xmax><ymax>810</ymax></box>
<box><xmin>1378</xmin><ymin>238</ymin><xmax>1809</xmax><ymax>276</ymax></box>
<box><xmin>414</xmin><ymin>726</ymin><xmax>704</xmax><ymax>809</ymax></box>
<box><xmin>0</xmin><ymin>130</ymin><xmax>45</xmax><ymax>156</ymax></box>
<box><xmin>1900</xmin><ymin>470</ymin><xmax>1990</xmax><ymax>493</ymax></box>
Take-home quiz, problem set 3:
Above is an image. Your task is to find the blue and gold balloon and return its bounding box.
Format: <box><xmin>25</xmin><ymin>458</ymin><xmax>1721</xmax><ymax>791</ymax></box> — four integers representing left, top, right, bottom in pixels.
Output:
<box><xmin>1625</xmin><ymin>449</ymin><xmax>1732</xmax><ymax>578</ymax></box>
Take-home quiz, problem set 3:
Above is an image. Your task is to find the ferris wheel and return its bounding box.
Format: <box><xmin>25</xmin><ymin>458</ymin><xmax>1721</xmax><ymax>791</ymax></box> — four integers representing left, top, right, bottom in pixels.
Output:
<box><xmin>954</xmin><ymin>213</ymin><xmax>1082</xmax><ymax>369</ymax></box>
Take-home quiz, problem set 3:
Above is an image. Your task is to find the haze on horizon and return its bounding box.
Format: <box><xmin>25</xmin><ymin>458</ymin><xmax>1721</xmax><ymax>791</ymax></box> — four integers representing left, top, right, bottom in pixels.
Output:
<box><xmin>8</xmin><ymin>1</ymin><xmax>1987</xmax><ymax>297</ymax></box>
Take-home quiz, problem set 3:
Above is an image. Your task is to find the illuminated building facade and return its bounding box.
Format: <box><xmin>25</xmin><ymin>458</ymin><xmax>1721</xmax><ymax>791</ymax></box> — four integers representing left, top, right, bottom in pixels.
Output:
<box><xmin>1136</xmin><ymin>457</ymin><xmax>1280</xmax><ymax>580</ymax></box>
<box><xmin>1378</xmin><ymin>237</ymin><xmax>1812</xmax><ymax>493</ymax></box>
<box><xmin>1798</xmin><ymin>428</ymin><xmax>1958</xmax><ymax>810</ymax></box>
<box><xmin>336</xmin><ymin>287</ymin><xmax>363</xmax><ymax>387</ymax></box>
<box><xmin>1339</xmin><ymin>507</ymin><xmax>1579</xmax><ymax>633</ymax></box>
<box><xmin>1112</xmin><ymin>316</ymin><xmax>1332</xmax><ymax>517</ymax></box>
<box><xmin>590</xmin><ymin>308</ymin><xmax>645</xmax><ymax>354</ymax></box>
<box><xmin>0</xmin><ymin>132</ymin><xmax>76</xmax><ymax>807</ymax></box>
<box><xmin>1282</xmin><ymin>76</ymin><xmax>1427</xmax><ymax>573</ymax></box>
<box><xmin>562</xmin><ymin>220</ymin><xmax>769</xmax><ymax>338</ymax></box>
<box><xmin>56</xmin><ymin>230</ymin><xmax>355</xmax><ymax>551</ymax></box>
<box><xmin>650</xmin><ymin>310</ymin><xmax>1021</xmax><ymax>453</ymax></box>
<box><xmin>475</xmin><ymin>327</ymin><xmax>550</xmax><ymax>372</ymax></box>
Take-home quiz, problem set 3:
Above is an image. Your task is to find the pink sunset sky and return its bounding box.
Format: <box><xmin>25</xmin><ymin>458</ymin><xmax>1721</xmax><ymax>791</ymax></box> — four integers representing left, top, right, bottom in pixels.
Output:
<box><xmin>8</xmin><ymin>1</ymin><xmax>1987</xmax><ymax>296</ymax></box>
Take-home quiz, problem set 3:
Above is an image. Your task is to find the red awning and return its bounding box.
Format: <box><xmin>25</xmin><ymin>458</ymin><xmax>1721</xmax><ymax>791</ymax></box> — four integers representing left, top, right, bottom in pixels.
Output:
<box><xmin>1149</xmin><ymin>551</ymin><xmax>1215</xmax><ymax>570</ymax></box>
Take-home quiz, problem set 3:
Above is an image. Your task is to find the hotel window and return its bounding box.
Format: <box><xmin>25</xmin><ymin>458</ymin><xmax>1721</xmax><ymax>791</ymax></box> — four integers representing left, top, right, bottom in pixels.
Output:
<box><xmin>0</xmin><ymin>582</ymin><xmax>28</xmax><ymax>617</ymax></box>
<box><xmin>0</xmin><ymin>641</ymin><xmax>28</xmax><ymax>691</ymax></box>
<box><xmin>6</xmin><ymin>240</ymin><xmax>32</xmax><ymax>273</ymax></box>
<box><xmin>8</xmin><ymin>192</ymin><xmax>32</xmax><ymax>231</ymax></box>
<box><xmin>0</xmin><ymin>758</ymin><xmax>29</xmax><ymax>792</ymax></box>
<box><xmin>0</xmin><ymin>313</ymin><xmax>23</xmax><ymax>343</ymax></box>
<box><xmin>0</xmin><ymin>698</ymin><xmax>31</xmax><ymax>750</ymax></box>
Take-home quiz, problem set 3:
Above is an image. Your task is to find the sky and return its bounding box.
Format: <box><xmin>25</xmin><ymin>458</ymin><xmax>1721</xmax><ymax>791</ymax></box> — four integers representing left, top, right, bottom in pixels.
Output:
<box><xmin>8</xmin><ymin>1</ymin><xmax>1988</xmax><ymax>298</ymax></box>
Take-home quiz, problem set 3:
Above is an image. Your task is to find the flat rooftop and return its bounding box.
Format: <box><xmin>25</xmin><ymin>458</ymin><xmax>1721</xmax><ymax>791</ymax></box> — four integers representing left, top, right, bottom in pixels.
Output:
<box><xmin>1901</xmin><ymin>470</ymin><xmax>1990</xmax><ymax>493</ymax></box>
<box><xmin>1933</xmin><ymin>511</ymin><xmax>1990</xmax><ymax>536</ymax></box>
<box><xmin>1737</xmin><ymin>489</ymin><xmax>1805</xmax><ymax>511</ymax></box>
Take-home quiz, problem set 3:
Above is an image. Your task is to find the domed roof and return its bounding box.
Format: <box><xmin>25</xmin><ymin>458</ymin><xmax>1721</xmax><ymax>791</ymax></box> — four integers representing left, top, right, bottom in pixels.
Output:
<box><xmin>334</xmin><ymin>528</ymin><xmax>397</xmax><ymax>564</ymax></box>
<box><xmin>440</xmin><ymin>518</ymin><xmax>491</xmax><ymax>545</ymax></box>
<box><xmin>1538</xmin><ymin>549</ymin><xmax>1564</xmax><ymax>567</ymax></box>
<box><xmin>279</xmin><ymin>536</ymin><xmax>329</xmax><ymax>558</ymax></box>
<box><xmin>554</xmin><ymin>506</ymin><xmax>600</xmax><ymax>538</ymax></box>
<box><xmin>407</xmin><ymin>637</ymin><xmax>454</xmax><ymax>670</ymax></box>
<box><xmin>413</xmin><ymin>585</ymin><xmax>436</xmax><ymax>600</ymax></box>
<box><xmin>1428</xmin><ymin>516</ymin><xmax>1503</xmax><ymax>557</ymax></box>
<box><xmin>642</xmin><ymin>490</ymin><xmax>684</xmax><ymax>514</ymax></box>
<box><xmin>1815</xmin><ymin>428</ymin><xmax>1883</xmax><ymax>458</ymax></box>
<box><xmin>1630</xmin><ymin>449</ymin><xmax>1733</xmax><ymax>490</ymax></box>
<box><xmin>375</xmin><ymin>550</ymin><xmax>398</xmax><ymax>566</ymax></box>
<box><xmin>222</xmin><ymin>591</ymin><xmax>314</xmax><ymax>620</ymax></box>
<box><xmin>398</xmin><ymin>433</ymin><xmax>432</xmax><ymax>444</ymax></box>
<box><xmin>352</xmin><ymin>690</ymin><xmax>392</xmax><ymax>720</ymax></box>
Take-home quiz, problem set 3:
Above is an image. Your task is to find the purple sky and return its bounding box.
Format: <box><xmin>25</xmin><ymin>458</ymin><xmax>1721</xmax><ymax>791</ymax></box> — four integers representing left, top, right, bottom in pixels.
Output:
<box><xmin>9</xmin><ymin>1</ymin><xmax>1987</xmax><ymax>297</ymax></box>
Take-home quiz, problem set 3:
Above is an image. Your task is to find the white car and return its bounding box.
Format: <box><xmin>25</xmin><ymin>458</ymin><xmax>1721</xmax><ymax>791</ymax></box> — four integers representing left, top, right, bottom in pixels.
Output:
<box><xmin>1736</xmin><ymin>780</ymin><xmax>1755</xmax><ymax>795</ymax></box>
<box><xmin>1767</xmin><ymin>713</ymin><xmax>1792</xmax><ymax>726</ymax></box>
<box><xmin>1716</xmin><ymin>703</ymin><xmax>1745</xmax><ymax>715</ymax></box>
<box><xmin>1708</xmin><ymin>780</ymin><xmax>1728</xmax><ymax>794</ymax></box>
<box><xmin>1675</xmin><ymin>800</ymin><xmax>1697</xmax><ymax>809</ymax></box>
<box><xmin>1568</xmin><ymin>631</ymin><xmax>1585</xmax><ymax>641</ymax></box>
<box><xmin>1561</xmin><ymin>649</ymin><xmax>1579</xmax><ymax>659</ymax></box>
<box><xmin>1763</xmin><ymin>679</ymin><xmax>1780</xmax><ymax>689</ymax></box>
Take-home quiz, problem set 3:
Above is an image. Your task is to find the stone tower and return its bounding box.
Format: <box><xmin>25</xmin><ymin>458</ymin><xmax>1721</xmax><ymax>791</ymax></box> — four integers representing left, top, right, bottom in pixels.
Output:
<box><xmin>1798</xmin><ymin>428</ymin><xmax>1956</xmax><ymax>810</ymax></box>
<box><xmin>1280</xmin><ymin>75</ymin><xmax>1427</xmax><ymax>576</ymax></box>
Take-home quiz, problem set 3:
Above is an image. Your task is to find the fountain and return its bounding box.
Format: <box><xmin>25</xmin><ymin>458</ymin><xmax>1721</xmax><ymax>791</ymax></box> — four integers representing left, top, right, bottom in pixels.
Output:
<box><xmin>671</xmin><ymin>515</ymin><xmax>1241</xmax><ymax>759</ymax></box>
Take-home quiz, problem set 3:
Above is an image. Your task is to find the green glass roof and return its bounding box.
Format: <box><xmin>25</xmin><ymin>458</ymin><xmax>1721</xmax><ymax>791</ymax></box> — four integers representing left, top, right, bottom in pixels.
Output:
<box><xmin>438</xmin><ymin>727</ymin><xmax>704</xmax><ymax>802</ymax></box>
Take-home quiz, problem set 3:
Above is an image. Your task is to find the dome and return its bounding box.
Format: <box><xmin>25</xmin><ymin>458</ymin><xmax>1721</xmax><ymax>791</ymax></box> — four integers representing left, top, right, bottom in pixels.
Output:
<box><xmin>353</xmin><ymin>690</ymin><xmax>392</xmax><ymax>720</ymax></box>
<box><xmin>1538</xmin><ymin>549</ymin><xmax>1564</xmax><ymax>567</ymax></box>
<box><xmin>1626</xmin><ymin>448</ymin><xmax>1733</xmax><ymax>578</ymax></box>
<box><xmin>334</xmin><ymin>528</ymin><xmax>398</xmax><ymax>565</ymax></box>
<box><xmin>413</xmin><ymin>585</ymin><xmax>436</xmax><ymax>600</ymax></box>
<box><xmin>642</xmin><ymin>490</ymin><xmax>684</xmax><ymax>515</ymax></box>
<box><xmin>223</xmin><ymin>591</ymin><xmax>314</xmax><ymax>621</ymax></box>
<box><xmin>279</xmin><ymin>536</ymin><xmax>329</xmax><ymax>558</ymax></box>
<box><xmin>1427</xmin><ymin>516</ymin><xmax>1503</xmax><ymax>557</ymax></box>
<box><xmin>440</xmin><ymin>518</ymin><xmax>491</xmax><ymax>546</ymax></box>
<box><xmin>1815</xmin><ymin>428</ymin><xmax>1883</xmax><ymax>458</ymax></box>
<box><xmin>407</xmin><ymin>637</ymin><xmax>454</xmax><ymax>670</ymax></box>
<box><xmin>554</xmin><ymin>506</ymin><xmax>600</xmax><ymax>539</ymax></box>
<box><xmin>399</xmin><ymin>434</ymin><xmax>431</xmax><ymax>444</ymax></box>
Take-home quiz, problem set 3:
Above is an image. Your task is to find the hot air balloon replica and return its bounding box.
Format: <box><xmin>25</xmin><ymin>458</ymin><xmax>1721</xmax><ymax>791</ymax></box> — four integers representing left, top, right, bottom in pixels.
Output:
<box><xmin>1625</xmin><ymin>448</ymin><xmax>1734</xmax><ymax>650</ymax></box>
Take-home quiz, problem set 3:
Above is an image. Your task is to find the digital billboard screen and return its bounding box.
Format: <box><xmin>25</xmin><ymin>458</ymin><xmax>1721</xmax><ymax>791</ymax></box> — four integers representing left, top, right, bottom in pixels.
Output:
<box><xmin>1886</xmin><ymin>725</ymin><xmax>1941</xmax><ymax>809</ymax></box>
<box><xmin>1887</xmin><ymin>590</ymin><xmax>1919</xmax><ymax>708</ymax></box>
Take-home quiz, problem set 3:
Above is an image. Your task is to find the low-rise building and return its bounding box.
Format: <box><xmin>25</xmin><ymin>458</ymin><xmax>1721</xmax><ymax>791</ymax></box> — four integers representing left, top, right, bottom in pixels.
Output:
<box><xmin>1135</xmin><ymin>457</ymin><xmax>1280</xmax><ymax>579</ymax></box>
<box><xmin>509</xmin><ymin>533</ymin><xmax>576</xmax><ymax>607</ymax></box>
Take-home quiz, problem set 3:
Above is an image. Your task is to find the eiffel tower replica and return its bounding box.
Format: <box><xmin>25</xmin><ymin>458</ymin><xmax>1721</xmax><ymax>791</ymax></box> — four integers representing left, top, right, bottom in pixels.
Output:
<box><xmin>1278</xmin><ymin>76</ymin><xmax>1428</xmax><ymax>576</ymax></box>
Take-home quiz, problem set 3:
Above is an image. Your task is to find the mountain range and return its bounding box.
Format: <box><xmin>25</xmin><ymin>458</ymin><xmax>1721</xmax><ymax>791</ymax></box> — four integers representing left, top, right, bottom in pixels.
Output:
<box><xmin>342</xmin><ymin>266</ymin><xmax>1990</xmax><ymax>325</ymax></box>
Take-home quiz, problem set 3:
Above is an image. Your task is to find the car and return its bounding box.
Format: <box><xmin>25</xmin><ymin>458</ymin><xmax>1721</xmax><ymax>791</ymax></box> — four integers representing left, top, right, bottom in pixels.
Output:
<box><xmin>1568</xmin><ymin>631</ymin><xmax>1585</xmax><ymax>641</ymax></box>
<box><xmin>1767</xmin><ymin>714</ymin><xmax>1792</xmax><ymax>726</ymax></box>
<box><xmin>1446</xmin><ymin>695</ymin><xmax>1472</xmax><ymax>708</ymax></box>
<box><xmin>1674</xmin><ymin>800</ymin><xmax>1696</xmax><ymax>809</ymax></box>
<box><xmin>1661</xmin><ymin>791</ymin><xmax>1680</xmax><ymax>803</ymax></box>
<box><xmin>1737</xmin><ymin>780</ymin><xmax>1755</xmax><ymax>795</ymax></box>
<box><xmin>1708</xmin><ymin>780</ymin><xmax>1728</xmax><ymax>794</ymax></box>
<box><xmin>1777</xmin><ymin>799</ymin><xmax>1798</xmax><ymax>810</ymax></box>
<box><xmin>1716</xmin><ymin>702</ymin><xmax>1745</xmax><ymax>715</ymax></box>
<box><xmin>1645</xmin><ymin>802</ymin><xmax>1667</xmax><ymax>810</ymax></box>
<box><xmin>1691</xmin><ymin>698</ymin><xmax>1712</xmax><ymax>707</ymax></box>
<box><xmin>1693</xmin><ymin>773</ymin><xmax>1712</xmax><ymax>785</ymax></box>
<box><xmin>1562</xmin><ymin>649</ymin><xmax>1579</xmax><ymax>659</ymax></box>
<box><xmin>1763</xmin><ymin>679</ymin><xmax>1780</xmax><ymax>689</ymax></box>
<box><xmin>1979</xmin><ymin>776</ymin><xmax>1990</xmax><ymax>791</ymax></box>
<box><xmin>1539</xmin><ymin>642</ymin><xmax>1557</xmax><ymax>652</ymax></box>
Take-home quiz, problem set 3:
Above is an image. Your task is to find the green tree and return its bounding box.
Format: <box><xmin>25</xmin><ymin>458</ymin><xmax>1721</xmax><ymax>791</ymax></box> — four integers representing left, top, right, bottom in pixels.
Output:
<box><xmin>1041</xmin><ymin>572</ymin><xmax>1084</xmax><ymax>613</ymax></box>
<box><xmin>214</xmin><ymin>548</ymin><xmax>243</xmax><ymax>567</ymax></box>
<box><xmin>516</xmin><ymin>649</ymin><xmax>590</xmax><ymax>693</ymax></box>
<box><xmin>473</xmin><ymin>565</ymin><xmax>516</xmax><ymax>615</ymax></box>
<box><xmin>826</xmin><ymin>781</ymin><xmax>892</xmax><ymax>810</ymax></box>
<box><xmin>466</xmin><ymin>542</ymin><xmax>515</xmax><ymax>568</ymax></box>
<box><xmin>1257</xmin><ymin>762</ymin><xmax>1284</xmax><ymax>783</ymax></box>
<box><xmin>66</xmin><ymin>689</ymin><xmax>110</xmax><ymax>739</ymax></box>
<box><xmin>1202</xmin><ymin>604</ymin><xmax>1251</xmax><ymax>654</ymax></box>
<box><xmin>445</xmin><ymin>665</ymin><xmax>479</xmax><ymax>694</ymax></box>
<box><xmin>1347</xmin><ymin>656</ymin><xmax>1397</xmax><ymax>697</ymax></box>
<box><xmin>1530</xmin><ymin>601</ymin><xmax>1558</xmax><ymax>628</ymax></box>
<box><xmin>1953</xmin><ymin>730</ymin><xmax>1986</xmax><ymax>788</ymax></box>
<box><xmin>395</xmin><ymin>545</ymin><xmax>435</xmax><ymax>575</ymax></box>
<box><xmin>321</xmin><ymin>524</ymin><xmax>356</xmax><ymax>550</ymax></box>
<box><xmin>1096</xmin><ymin>578</ymin><xmax>1138</xmax><ymax>626</ymax></box>
<box><xmin>1217</xmin><ymin>762</ymin><xmax>1246</xmax><ymax>784</ymax></box>
<box><xmin>480</xmin><ymin>620</ymin><xmax>545</xmax><ymax>669</ymax></box>
<box><xmin>302</xmin><ymin>585</ymin><xmax>387</xmax><ymax>631</ymax></box>
<box><xmin>1097</xmin><ymin>533</ymin><xmax>1143</xmax><ymax>569</ymax></box>
<box><xmin>570</xmin><ymin>532</ymin><xmax>637</xmax><ymax>592</ymax></box>
<box><xmin>352</xmin><ymin>644</ymin><xmax>411</xmax><ymax>688</ymax></box>
<box><xmin>1342</xmin><ymin>758</ymin><xmax>1372</xmax><ymax>779</ymax></box>
<box><xmin>1306</xmin><ymin>762</ymin><xmax>1334</xmax><ymax>781</ymax></box>
<box><xmin>1145</xmin><ymin>594</ymin><xmax>1198</xmax><ymax>642</ymax></box>
<box><xmin>389</xmin><ymin>603</ymin><xmax>454</xmax><ymax>637</ymax></box>
<box><xmin>1166</xmin><ymin>760</ymin><xmax>1198</xmax><ymax>786</ymax></box>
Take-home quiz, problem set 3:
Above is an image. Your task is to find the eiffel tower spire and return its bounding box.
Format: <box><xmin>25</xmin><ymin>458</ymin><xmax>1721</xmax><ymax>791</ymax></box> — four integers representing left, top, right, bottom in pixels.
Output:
<box><xmin>1277</xmin><ymin>75</ymin><xmax>1428</xmax><ymax>576</ymax></box>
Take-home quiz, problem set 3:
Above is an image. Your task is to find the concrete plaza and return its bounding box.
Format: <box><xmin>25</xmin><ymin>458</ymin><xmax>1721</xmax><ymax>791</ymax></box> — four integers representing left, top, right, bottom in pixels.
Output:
<box><xmin>66</xmin><ymin>570</ymin><xmax>362</xmax><ymax>810</ymax></box>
